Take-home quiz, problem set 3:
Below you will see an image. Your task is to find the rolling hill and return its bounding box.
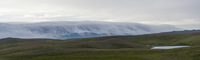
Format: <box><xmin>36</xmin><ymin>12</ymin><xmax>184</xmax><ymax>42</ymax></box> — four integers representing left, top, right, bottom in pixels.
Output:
<box><xmin>0</xmin><ymin>31</ymin><xmax>200</xmax><ymax>60</ymax></box>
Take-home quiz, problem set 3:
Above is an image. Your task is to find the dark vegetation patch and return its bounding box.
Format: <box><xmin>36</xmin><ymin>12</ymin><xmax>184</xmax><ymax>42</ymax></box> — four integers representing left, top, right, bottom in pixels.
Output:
<box><xmin>0</xmin><ymin>32</ymin><xmax>200</xmax><ymax>60</ymax></box>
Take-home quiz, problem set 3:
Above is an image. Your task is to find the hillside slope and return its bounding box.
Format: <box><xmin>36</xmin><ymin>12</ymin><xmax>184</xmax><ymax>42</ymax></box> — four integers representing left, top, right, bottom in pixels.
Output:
<box><xmin>0</xmin><ymin>32</ymin><xmax>200</xmax><ymax>60</ymax></box>
<box><xmin>0</xmin><ymin>21</ymin><xmax>180</xmax><ymax>39</ymax></box>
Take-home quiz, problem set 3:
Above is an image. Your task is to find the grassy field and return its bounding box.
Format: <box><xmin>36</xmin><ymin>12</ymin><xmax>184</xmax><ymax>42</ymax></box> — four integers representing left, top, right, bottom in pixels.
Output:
<box><xmin>0</xmin><ymin>32</ymin><xmax>200</xmax><ymax>60</ymax></box>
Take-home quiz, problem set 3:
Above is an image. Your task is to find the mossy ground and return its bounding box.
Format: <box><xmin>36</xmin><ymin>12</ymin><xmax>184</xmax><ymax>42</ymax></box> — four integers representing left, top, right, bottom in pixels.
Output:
<box><xmin>0</xmin><ymin>32</ymin><xmax>200</xmax><ymax>60</ymax></box>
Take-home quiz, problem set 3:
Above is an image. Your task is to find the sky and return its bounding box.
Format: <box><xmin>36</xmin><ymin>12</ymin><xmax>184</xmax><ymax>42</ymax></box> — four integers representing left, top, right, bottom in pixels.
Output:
<box><xmin>0</xmin><ymin>0</ymin><xmax>200</xmax><ymax>29</ymax></box>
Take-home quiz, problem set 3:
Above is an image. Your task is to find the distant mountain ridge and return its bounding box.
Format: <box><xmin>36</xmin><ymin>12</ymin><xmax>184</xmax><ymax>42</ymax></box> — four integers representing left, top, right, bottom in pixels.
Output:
<box><xmin>0</xmin><ymin>21</ymin><xmax>180</xmax><ymax>39</ymax></box>
<box><xmin>158</xmin><ymin>30</ymin><xmax>200</xmax><ymax>34</ymax></box>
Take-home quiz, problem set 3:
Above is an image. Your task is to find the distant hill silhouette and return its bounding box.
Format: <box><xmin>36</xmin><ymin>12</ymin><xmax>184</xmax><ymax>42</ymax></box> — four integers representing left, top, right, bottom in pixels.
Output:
<box><xmin>158</xmin><ymin>29</ymin><xmax>200</xmax><ymax>34</ymax></box>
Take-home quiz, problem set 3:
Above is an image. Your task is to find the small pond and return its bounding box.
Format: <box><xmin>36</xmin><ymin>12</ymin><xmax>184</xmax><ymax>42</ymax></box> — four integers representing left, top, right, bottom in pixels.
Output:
<box><xmin>151</xmin><ymin>46</ymin><xmax>190</xmax><ymax>49</ymax></box>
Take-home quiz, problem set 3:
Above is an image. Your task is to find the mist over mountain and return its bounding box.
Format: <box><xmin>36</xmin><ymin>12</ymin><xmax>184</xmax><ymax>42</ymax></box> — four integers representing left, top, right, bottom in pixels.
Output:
<box><xmin>0</xmin><ymin>21</ymin><xmax>181</xmax><ymax>39</ymax></box>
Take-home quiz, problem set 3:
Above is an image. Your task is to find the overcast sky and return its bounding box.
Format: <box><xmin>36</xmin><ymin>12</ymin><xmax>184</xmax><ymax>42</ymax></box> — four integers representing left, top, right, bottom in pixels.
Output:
<box><xmin>0</xmin><ymin>0</ymin><xmax>200</xmax><ymax>29</ymax></box>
